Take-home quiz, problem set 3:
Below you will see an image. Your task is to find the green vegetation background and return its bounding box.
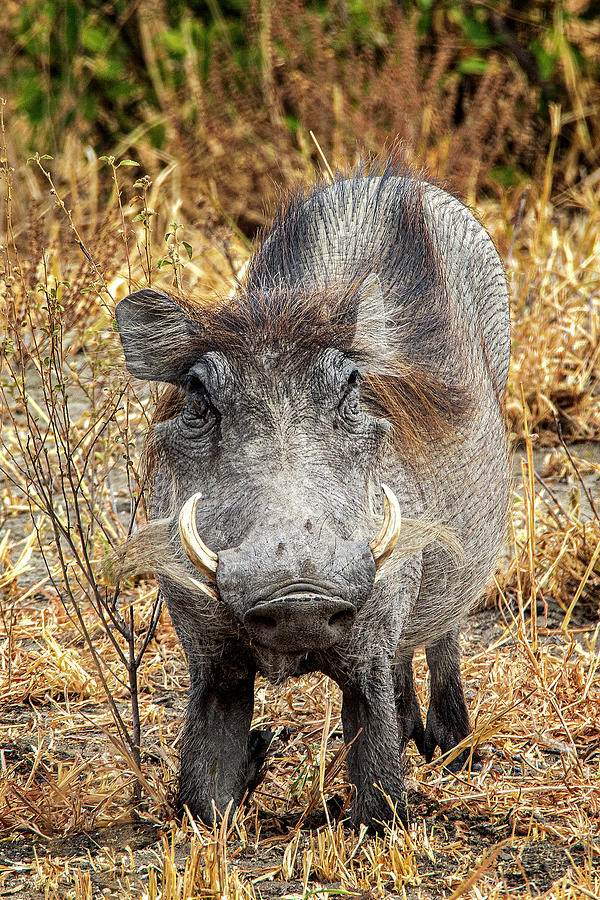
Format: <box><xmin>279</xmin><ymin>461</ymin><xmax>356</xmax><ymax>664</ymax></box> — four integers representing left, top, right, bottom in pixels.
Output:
<box><xmin>3</xmin><ymin>0</ymin><xmax>600</xmax><ymax>229</ymax></box>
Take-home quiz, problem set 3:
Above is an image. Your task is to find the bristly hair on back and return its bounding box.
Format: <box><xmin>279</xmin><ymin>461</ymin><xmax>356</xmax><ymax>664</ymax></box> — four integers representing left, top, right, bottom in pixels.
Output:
<box><xmin>145</xmin><ymin>153</ymin><xmax>474</xmax><ymax>461</ymax></box>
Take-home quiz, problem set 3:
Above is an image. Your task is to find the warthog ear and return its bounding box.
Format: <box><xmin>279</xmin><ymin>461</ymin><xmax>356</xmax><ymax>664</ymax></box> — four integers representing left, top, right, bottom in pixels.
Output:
<box><xmin>352</xmin><ymin>273</ymin><xmax>388</xmax><ymax>364</ymax></box>
<box><xmin>115</xmin><ymin>289</ymin><xmax>200</xmax><ymax>383</ymax></box>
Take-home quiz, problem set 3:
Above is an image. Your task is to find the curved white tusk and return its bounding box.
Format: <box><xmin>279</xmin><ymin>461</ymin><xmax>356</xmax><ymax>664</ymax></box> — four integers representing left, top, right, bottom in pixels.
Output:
<box><xmin>178</xmin><ymin>492</ymin><xmax>218</xmax><ymax>584</ymax></box>
<box><xmin>189</xmin><ymin>575</ymin><xmax>219</xmax><ymax>601</ymax></box>
<box><xmin>369</xmin><ymin>483</ymin><xmax>402</xmax><ymax>572</ymax></box>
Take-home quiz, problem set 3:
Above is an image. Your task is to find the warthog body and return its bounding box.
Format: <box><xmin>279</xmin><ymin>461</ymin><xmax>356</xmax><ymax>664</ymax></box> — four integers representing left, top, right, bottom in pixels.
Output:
<box><xmin>116</xmin><ymin>163</ymin><xmax>510</xmax><ymax>828</ymax></box>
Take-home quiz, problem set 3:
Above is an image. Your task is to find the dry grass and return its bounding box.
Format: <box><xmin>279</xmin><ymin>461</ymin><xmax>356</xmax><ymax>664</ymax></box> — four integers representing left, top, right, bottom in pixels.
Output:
<box><xmin>1</xmin><ymin>131</ymin><xmax>599</xmax><ymax>898</ymax></box>
<box><xmin>483</xmin><ymin>175</ymin><xmax>600</xmax><ymax>444</ymax></box>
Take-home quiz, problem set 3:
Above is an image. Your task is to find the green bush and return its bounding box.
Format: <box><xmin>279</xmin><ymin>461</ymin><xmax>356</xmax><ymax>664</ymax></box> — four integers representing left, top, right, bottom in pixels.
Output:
<box><xmin>3</xmin><ymin>1</ymin><xmax>599</xmax><ymax>225</ymax></box>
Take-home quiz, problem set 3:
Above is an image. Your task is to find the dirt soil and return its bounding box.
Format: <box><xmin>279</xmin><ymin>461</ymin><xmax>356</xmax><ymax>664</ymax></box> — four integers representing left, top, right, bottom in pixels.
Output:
<box><xmin>0</xmin><ymin>593</ymin><xmax>598</xmax><ymax>898</ymax></box>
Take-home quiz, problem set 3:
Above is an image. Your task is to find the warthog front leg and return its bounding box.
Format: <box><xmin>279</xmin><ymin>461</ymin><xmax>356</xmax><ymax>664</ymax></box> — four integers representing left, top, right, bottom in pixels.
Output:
<box><xmin>178</xmin><ymin>654</ymin><xmax>259</xmax><ymax>823</ymax></box>
<box><xmin>393</xmin><ymin>654</ymin><xmax>425</xmax><ymax>754</ymax></box>
<box><xmin>340</xmin><ymin>661</ymin><xmax>407</xmax><ymax>829</ymax></box>
<box><xmin>424</xmin><ymin>628</ymin><xmax>479</xmax><ymax>770</ymax></box>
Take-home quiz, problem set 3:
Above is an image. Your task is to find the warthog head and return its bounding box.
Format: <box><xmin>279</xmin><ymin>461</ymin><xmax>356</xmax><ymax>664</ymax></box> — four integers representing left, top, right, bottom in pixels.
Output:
<box><xmin>115</xmin><ymin>279</ymin><xmax>408</xmax><ymax>658</ymax></box>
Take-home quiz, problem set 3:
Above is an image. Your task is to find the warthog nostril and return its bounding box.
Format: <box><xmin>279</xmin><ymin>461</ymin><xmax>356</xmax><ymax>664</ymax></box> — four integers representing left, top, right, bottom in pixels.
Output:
<box><xmin>253</xmin><ymin>614</ymin><xmax>277</xmax><ymax>630</ymax></box>
<box><xmin>328</xmin><ymin>609</ymin><xmax>352</xmax><ymax>627</ymax></box>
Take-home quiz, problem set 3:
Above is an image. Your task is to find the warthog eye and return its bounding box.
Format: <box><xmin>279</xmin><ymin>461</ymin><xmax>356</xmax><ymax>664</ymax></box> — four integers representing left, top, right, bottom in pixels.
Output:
<box><xmin>338</xmin><ymin>369</ymin><xmax>362</xmax><ymax>426</ymax></box>
<box><xmin>347</xmin><ymin>369</ymin><xmax>360</xmax><ymax>388</ymax></box>
<box><xmin>181</xmin><ymin>375</ymin><xmax>219</xmax><ymax>433</ymax></box>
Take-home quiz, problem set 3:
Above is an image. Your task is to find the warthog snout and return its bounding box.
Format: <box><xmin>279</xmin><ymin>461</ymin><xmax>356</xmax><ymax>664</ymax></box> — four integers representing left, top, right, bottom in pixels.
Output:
<box><xmin>177</xmin><ymin>486</ymin><xmax>401</xmax><ymax>650</ymax></box>
<box><xmin>244</xmin><ymin>591</ymin><xmax>356</xmax><ymax>652</ymax></box>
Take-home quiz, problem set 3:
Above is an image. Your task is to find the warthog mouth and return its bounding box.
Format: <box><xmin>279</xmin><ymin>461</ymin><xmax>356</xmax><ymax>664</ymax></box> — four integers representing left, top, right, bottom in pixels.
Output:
<box><xmin>267</xmin><ymin>581</ymin><xmax>335</xmax><ymax>601</ymax></box>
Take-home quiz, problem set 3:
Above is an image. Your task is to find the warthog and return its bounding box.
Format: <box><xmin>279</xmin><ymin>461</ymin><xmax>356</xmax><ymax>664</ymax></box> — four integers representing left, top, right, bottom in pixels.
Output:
<box><xmin>115</xmin><ymin>162</ymin><xmax>510</xmax><ymax>829</ymax></box>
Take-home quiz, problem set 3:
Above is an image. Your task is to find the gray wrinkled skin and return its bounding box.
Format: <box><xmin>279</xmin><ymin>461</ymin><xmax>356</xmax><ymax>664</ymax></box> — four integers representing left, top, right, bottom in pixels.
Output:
<box><xmin>115</xmin><ymin>165</ymin><xmax>510</xmax><ymax>830</ymax></box>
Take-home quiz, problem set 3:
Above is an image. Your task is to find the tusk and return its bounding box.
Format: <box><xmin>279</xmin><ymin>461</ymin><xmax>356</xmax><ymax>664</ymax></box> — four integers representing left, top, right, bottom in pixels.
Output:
<box><xmin>189</xmin><ymin>575</ymin><xmax>219</xmax><ymax>601</ymax></box>
<box><xmin>178</xmin><ymin>492</ymin><xmax>218</xmax><ymax>584</ymax></box>
<box><xmin>369</xmin><ymin>483</ymin><xmax>401</xmax><ymax>572</ymax></box>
